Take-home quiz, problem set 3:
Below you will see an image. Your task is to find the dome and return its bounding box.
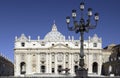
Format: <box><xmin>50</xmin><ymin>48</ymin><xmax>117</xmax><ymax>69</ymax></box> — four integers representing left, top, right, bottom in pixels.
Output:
<box><xmin>44</xmin><ymin>23</ymin><xmax>65</xmax><ymax>41</ymax></box>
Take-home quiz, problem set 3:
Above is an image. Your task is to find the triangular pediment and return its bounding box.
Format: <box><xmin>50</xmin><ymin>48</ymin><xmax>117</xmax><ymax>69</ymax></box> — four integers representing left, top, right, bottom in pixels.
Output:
<box><xmin>17</xmin><ymin>34</ymin><xmax>28</xmax><ymax>42</ymax></box>
<box><xmin>49</xmin><ymin>43</ymin><xmax>71</xmax><ymax>49</ymax></box>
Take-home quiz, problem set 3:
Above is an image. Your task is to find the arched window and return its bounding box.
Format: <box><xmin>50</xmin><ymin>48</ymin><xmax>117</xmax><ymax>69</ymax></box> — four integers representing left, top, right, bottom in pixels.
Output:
<box><xmin>118</xmin><ymin>56</ymin><xmax>120</xmax><ymax>60</ymax></box>
<box><xmin>117</xmin><ymin>52</ymin><xmax>120</xmax><ymax>60</ymax></box>
<box><xmin>21</xmin><ymin>42</ymin><xmax>25</xmax><ymax>47</ymax></box>
<box><xmin>57</xmin><ymin>53</ymin><xmax>63</xmax><ymax>62</ymax></box>
<box><xmin>92</xmin><ymin>62</ymin><xmax>98</xmax><ymax>74</ymax></box>
<box><xmin>41</xmin><ymin>65</ymin><xmax>45</xmax><ymax>73</ymax></box>
<box><xmin>109</xmin><ymin>65</ymin><xmax>112</xmax><ymax>73</ymax></box>
<box><xmin>20</xmin><ymin>62</ymin><xmax>26</xmax><ymax>74</ymax></box>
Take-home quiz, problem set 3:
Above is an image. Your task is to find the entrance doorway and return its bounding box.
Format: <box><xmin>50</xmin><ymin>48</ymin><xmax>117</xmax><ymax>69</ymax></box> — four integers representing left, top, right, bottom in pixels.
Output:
<box><xmin>92</xmin><ymin>62</ymin><xmax>98</xmax><ymax>73</ymax></box>
<box><xmin>74</xmin><ymin>65</ymin><xmax>78</xmax><ymax>73</ymax></box>
<box><xmin>41</xmin><ymin>65</ymin><xmax>45</xmax><ymax>73</ymax></box>
<box><xmin>58</xmin><ymin>65</ymin><xmax>62</xmax><ymax>73</ymax></box>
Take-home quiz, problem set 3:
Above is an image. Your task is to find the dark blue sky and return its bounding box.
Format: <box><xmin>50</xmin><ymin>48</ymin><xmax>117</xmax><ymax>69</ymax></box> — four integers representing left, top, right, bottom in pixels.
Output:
<box><xmin>0</xmin><ymin>0</ymin><xmax>120</xmax><ymax>62</ymax></box>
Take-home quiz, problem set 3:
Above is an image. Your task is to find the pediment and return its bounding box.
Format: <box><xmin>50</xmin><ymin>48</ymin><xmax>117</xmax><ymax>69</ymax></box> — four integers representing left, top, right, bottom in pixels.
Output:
<box><xmin>17</xmin><ymin>34</ymin><xmax>28</xmax><ymax>42</ymax></box>
<box><xmin>49</xmin><ymin>43</ymin><xmax>71</xmax><ymax>49</ymax></box>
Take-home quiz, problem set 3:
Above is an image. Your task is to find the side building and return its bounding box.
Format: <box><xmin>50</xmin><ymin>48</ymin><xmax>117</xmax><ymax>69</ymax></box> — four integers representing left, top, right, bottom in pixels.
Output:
<box><xmin>14</xmin><ymin>23</ymin><xmax>109</xmax><ymax>77</ymax></box>
<box><xmin>0</xmin><ymin>53</ymin><xmax>14</xmax><ymax>76</ymax></box>
<box><xmin>102</xmin><ymin>44</ymin><xmax>120</xmax><ymax>76</ymax></box>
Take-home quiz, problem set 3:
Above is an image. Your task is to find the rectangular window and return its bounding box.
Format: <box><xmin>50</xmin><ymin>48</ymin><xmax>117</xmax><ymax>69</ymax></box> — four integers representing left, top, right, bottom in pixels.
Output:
<box><xmin>84</xmin><ymin>44</ymin><xmax>86</xmax><ymax>46</ymax></box>
<box><xmin>75</xmin><ymin>42</ymin><xmax>78</xmax><ymax>46</ymax></box>
<box><xmin>93</xmin><ymin>43</ymin><xmax>97</xmax><ymax>47</ymax></box>
<box><xmin>41</xmin><ymin>42</ymin><xmax>45</xmax><ymax>46</ymax></box>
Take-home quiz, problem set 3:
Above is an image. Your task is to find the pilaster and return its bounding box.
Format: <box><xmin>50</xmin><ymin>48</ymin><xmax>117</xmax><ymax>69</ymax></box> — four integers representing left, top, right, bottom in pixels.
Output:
<box><xmin>15</xmin><ymin>54</ymin><xmax>20</xmax><ymax>76</ymax></box>
<box><xmin>26</xmin><ymin>54</ymin><xmax>32</xmax><ymax>75</ymax></box>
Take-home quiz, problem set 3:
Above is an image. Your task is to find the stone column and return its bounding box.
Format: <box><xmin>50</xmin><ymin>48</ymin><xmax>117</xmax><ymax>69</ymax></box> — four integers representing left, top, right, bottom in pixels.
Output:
<box><xmin>69</xmin><ymin>53</ymin><xmax>72</xmax><ymax>74</ymax></box>
<box><xmin>49</xmin><ymin>53</ymin><xmax>52</xmax><ymax>73</ymax></box>
<box><xmin>63</xmin><ymin>53</ymin><xmax>65</xmax><ymax>74</ymax></box>
<box><xmin>71</xmin><ymin>53</ymin><xmax>74</xmax><ymax>74</ymax></box>
<box><xmin>85</xmin><ymin>53</ymin><xmax>88</xmax><ymax>69</ymax></box>
<box><xmin>37</xmin><ymin>53</ymin><xmax>40</xmax><ymax>73</ymax></box>
<box><xmin>55</xmin><ymin>53</ymin><xmax>58</xmax><ymax>74</ymax></box>
<box><xmin>46</xmin><ymin>53</ymin><xmax>48</xmax><ymax>73</ymax></box>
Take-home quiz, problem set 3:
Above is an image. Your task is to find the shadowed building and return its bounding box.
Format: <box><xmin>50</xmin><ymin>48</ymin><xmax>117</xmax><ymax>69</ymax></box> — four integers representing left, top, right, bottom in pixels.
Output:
<box><xmin>102</xmin><ymin>44</ymin><xmax>120</xmax><ymax>76</ymax></box>
<box><xmin>0</xmin><ymin>53</ymin><xmax>14</xmax><ymax>76</ymax></box>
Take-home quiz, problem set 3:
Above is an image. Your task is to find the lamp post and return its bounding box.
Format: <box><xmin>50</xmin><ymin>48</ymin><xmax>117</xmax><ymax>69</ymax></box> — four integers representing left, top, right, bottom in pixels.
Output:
<box><xmin>66</xmin><ymin>1</ymin><xmax>99</xmax><ymax>78</ymax></box>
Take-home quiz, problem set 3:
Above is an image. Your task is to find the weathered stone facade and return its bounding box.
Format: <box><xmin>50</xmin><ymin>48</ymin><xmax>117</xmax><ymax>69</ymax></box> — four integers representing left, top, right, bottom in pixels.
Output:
<box><xmin>102</xmin><ymin>44</ymin><xmax>120</xmax><ymax>76</ymax></box>
<box><xmin>0</xmin><ymin>53</ymin><xmax>14</xmax><ymax>76</ymax></box>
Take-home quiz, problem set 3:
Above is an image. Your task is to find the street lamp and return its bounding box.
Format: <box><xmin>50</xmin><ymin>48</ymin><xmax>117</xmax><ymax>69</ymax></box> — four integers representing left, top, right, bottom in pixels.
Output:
<box><xmin>66</xmin><ymin>1</ymin><xmax>99</xmax><ymax>78</ymax></box>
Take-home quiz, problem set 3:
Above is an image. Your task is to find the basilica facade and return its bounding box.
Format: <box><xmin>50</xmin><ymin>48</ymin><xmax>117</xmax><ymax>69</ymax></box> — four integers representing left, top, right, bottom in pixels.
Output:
<box><xmin>14</xmin><ymin>23</ymin><xmax>110</xmax><ymax>77</ymax></box>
